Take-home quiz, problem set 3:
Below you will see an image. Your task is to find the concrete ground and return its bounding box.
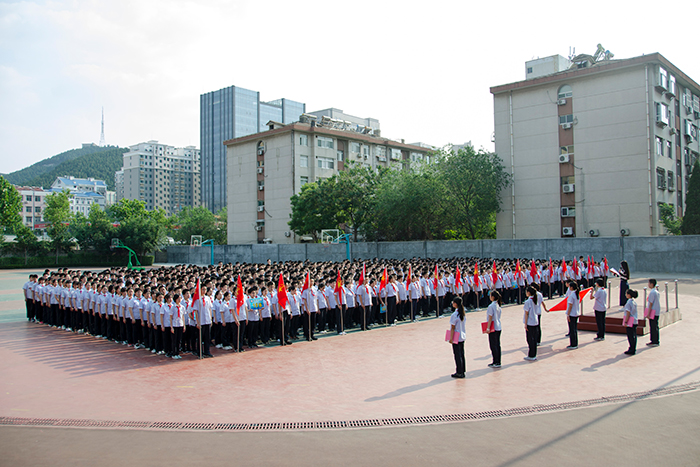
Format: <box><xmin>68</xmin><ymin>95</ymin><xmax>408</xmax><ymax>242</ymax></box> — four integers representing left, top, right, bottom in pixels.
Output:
<box><xmin>1</xmin><ymin>267</ymin><xmax>699</xmax><ymax>466</ymax></box>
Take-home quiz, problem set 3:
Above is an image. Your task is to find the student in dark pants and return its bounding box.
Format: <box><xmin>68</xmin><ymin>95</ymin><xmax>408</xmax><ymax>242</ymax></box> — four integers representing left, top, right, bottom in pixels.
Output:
<box><xmin>622</xmin><ymin>289</ymin><xmax>639</xmax><ymax>355</ymax></box>
<box><xmin>448</xmin><ymin>297</ymin><xmax>466</xmax><ymax>378</ymax></box>
<box><xmin>566</xmin><ymin>282</ymin><xmax>580</xmax><ymax>349</ymax></box>
<box><xmin>485</xmin><ymin>291</ymin><xmax>502</xmax><ymax>368</ymax></box>
<box><xmin>523</xmin><ymin>287</ymin><xmax>539</xmax><ymax>361</ymax></box>
<box><xmin>646</xmin><ymin>279</ymin><xmax>661</xmax><ymax>347</ymax></box>
<box><xmin>618</xmin><ymin>260</ymin><xmax>630</xmax><ymax>306</ymax></box>
<box><xmin>590</xmin><ymin>278</ymin><xmax>607</xmax><ymax>341</ymax></box>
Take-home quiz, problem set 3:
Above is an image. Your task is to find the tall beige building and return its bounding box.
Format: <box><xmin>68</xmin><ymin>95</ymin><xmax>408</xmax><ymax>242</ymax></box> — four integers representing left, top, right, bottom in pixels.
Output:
<box><xmin>118</xmin><ymin>141</ymin><xmax>201</xmax><ymax>214</ymax></box>
<box><xmin>224</xmin><ymin>118</ymin><xmax>431</xmax><ymax>244</ymax></box>
<box><xmin>491</xmin><ymin>52</ymin><xmax>700</xmax><ymax>239</ymax></box>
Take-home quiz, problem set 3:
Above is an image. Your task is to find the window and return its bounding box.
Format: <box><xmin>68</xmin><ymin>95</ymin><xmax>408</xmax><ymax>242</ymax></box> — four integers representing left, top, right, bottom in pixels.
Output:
<box><xmin>558</xmin><ymin>85</ymin><xmax>573</xmax><ymax>99</ymax></box>
<box><xmin>390</xmin><ymin>148</ymin><xmax>402</xmax><ymax>160</ymax></box>
<box><xmin>560</xmin><ymin>145</ymin><xmax>574</xmax><ymax>155</ymax></box>
<box><xmin>317</xmin><ymin>157</ymin><xmax>334</xmax><ymax>170</ymax></box>
<box><xmin>350</xmin><ymin>142</ymin><xmax>360</xmax><ymax>153</ymax></box>
<box><xmin>337</xmin><ymin>150</ymin><xmax>344</xmax><ymax>161</ymax></box>
<box><xmin>527</xmin><ymin>67</ymin><xmax>533</xmax><ymax>74</ymax></box>
<box><xmin>657</xmin><ymin>67</ymin><xmax>668</xmax><ymax>90</ymax></box>
<box><xmin>300</xmin><ymin>176</ymin><xmax>308</xmax><ymax>186</ymax></box>
<box><xmin>375</xmin><ymin>146</ymin><xmax>387</xmax><ymax>160</ymax></box>
<box><xmin>258</xmin><ymin>180</ymin><xmax>265</xmax><ymax>188</ymax></box>
<box><xmin>34</xmin><ymin>206</ymin><xmax>41</xmax><ymax>212</ymax></box>
<box><xmin>299</xmin><ymin>134</ymin><xmax>308</xmax><ymax>146</ymax></box>
<box><xmin>317</xmin><ymin>136</ymin><xmax>334</xmax><ymax>149</ymax></box>
<box><xmin>258</xmin><ymin>200</ymin><xmax>265</xmax><ymax>207</ymax></box>
<box><xmin>26</xmin><ymin>217</ymin><xmax>32</xmax><ymax>223</ymax></box>
<box><xmin>656</xmin><ymin>102</ymin><xmax>669</xmax><ymax>126</ymax></box>
<box><xmin>561</xmin><ymin>175</ymin><xmax>575</xmax><ymax>185</ymax></box>
<box><xmin>666</xmin><ymin>141</ymin><xmax>672</xmax><ymax>159</ymax></box>
<box><xmin>668</xmin><ymin>171</ymin><xmax>675</xmax><ymax>191</ymax></box>
<box><xmin>25</xmin><ymin>206</ymin><xmax>31</xmax><ymax>212</ymax></box>
<box><xmin>656</xmin><ymin>137</ymin><xmax>664</xmax><ymax>157</ymax></box>
<box><xmin>656</xmin><ymin>167</ymin><xmax>666</xmax><ymax>190</ymax></box>
<box><xmin>300</xmin><ymin>155</ymin><xmax>308</xmax><ymax>168</ymax></box>
<box><xmin>559</xmin><ymin>114</ymin><xmax>574</xmax><ymax>124</ymax></box>
<box><xmin>411</xmin><ymin>152</ymin><xmax>423</xmax><ymax>162</ymax></box>
<box><xmin>25</xmin><ymin>195</ymin><xmax>32</xmax><ymax>201</ymax></box>
<box><xmin>363</xmin><ymin>146</ymin><xmax>369</xmax><ymax>157</ymax></box>
<box><xmin>669</xmin><ymin>75</ymin><xmax>677</xmax><ymax>96</ymax></box>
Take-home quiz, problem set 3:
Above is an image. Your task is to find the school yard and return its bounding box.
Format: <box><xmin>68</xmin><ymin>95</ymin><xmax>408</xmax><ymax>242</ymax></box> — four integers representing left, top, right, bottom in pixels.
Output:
<box><xmin>1</xmin><ymin>266</ymin><xmax>699</xmax><ymax>466</ymax></box>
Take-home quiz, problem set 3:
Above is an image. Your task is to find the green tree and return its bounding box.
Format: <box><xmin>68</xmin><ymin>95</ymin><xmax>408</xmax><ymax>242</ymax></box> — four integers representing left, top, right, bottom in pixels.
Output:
<box><xmin>43</xmin><ymin>190</ymin><xmax>74</xmax><ymax>262</ymax></box>
<box><xmin>172</xmin><ymin>206</ymin><xmax>226</xmax><ymax>245</ymax></box>
<box><xmin>436</xmin><ymin>146</ymin><xmax>511</xmax><ymax>239</ymax></box>
<box><xmin>659</xmin><ymin>203</ymin><xmax>682</xmax><ymax>235</ymax></box>
<box><xmin>0</xmin><ymin>176</ymin><xmax>22</xmax><ymax>232</ymax></box>
<box><xmin>682</xmin><ymin>159</ymin><xmax>700</xmax><ymax>235</ymax></box>
<box><xmin>109</xmin><ymin>199</ymin><xmax>169</xmax><ymax>255</ymax></box>
<box><xmin>334</xmin><ymin>163</ymin><xmax>386</xmax><ymax>241</ymax></box>
<box><xmin>70</xmin><ymin>204</ymin><xmax>115</xmax><ymax>253</ymax></box>
<box><xmin>289</xmin><ymin>179</ymin><xmax>339</xmax><ymax>240</ymax></box>
<box><xmin>11</xmin><ymin>224</ymin><xmax>41</xmax><ymax>265</ymax></box>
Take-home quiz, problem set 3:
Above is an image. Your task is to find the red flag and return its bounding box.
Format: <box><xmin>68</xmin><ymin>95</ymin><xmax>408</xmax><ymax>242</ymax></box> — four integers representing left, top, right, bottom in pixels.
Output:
<box><xmin>603</xmin><ymin>256</ymin><xmax>609</xmax><ymax>274</ymax></box>
<box><xmin>548</xmin><ymin>258</ymin><xmax>553</xmax><ymax>278</ymax></box>
<box><xmin>572</xmin><ymin>257</ymin><xmax>579</xmax><ymax>276</ymax></box>
<box><xmin>562</xmin><ymin>256</ymin><xmax>567</xmax><ymax>275</ymax></box>
<box><xmin>301</xmin><ymin>271</ymin><xmax>310</xmax><ymax>293</ymax></box>
<box><xmin>549</xmin><ymin>287</ymin><xmax>592</xmax><ymax>311</ymax></box>
<box><xmin>433</xmin><ymin>264</ymin><xmax>439</xmax><ymax>291</ymax></box>
<box><xmin>358</xmin><ymin>263</ymin><xmax>365</xmax><ymax>287</ymax></box>
<box><xmin>334</xmin><ymin>270</ymin><xmax>344</xmax><ymax>305</ymax></box>
<box><xmin>192</xmin><ymin>277</ymin><xmax>201</xmax><ymax>303</ymax></box>
<box><xmin>236</xmin><ymin>275</ymin><xmax>245</xmax><ymax>316</ymax></box>
<box><xmin>515</xmin><ymin>259</ymin><xmax>522</xmax><ymax>280</ymax></box>
<box><xmin>491</xmin><ymin>260</ymin><xmax>498</xmax><ymax>286</ymax></box>
<box><xmin>474</xmin><ymin>263</ymin><xmax>480</xmax><ymax>288</ymax></box>
<box><xmin>530</xmin><ymin>260</ymin><xmax>537</xmax><ymax>281</ymax></box>
<box><xmin>277</xmin><ymin>273</ymin><xmax>288</xmax><ymax>311</ymax></box>
<box><xmin>588</xmin><ymin>256</ymin><xmax>593</xmax><ymax>276</ymax></box>
<box><xmin>455</xmin><ymin>265</ymin><xmax>462</xmax><ymax>288</ymax></box>
<box><xmin>406</xmin><ymin>265</ymin><xmax>412</xmax><ymax>290</ymax></box>
<box><xmin>379</xmin><ymin>267</ymin><xmax>388</xmax><ymax>291</ymax></box>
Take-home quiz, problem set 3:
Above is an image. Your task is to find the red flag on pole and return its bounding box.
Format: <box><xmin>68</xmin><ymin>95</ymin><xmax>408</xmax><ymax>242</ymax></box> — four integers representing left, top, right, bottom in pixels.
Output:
<box><xmin>277</xmin><ymin>273</ymin><xmax>288</xmax><ymax>311</ymax></box>
<box><xmin>491</xmin><ymin>260</ymin><xmax>498</xmax><ymax>286</ymax></box>
<box><xmin>406</xmin><ymin>265</ymin><xmax>412</xmax><ymax>290</ymax></box>
<box><xmin>588</xmin><ymin>256</ymin><xmax>593</xmax><ymax>276</ymax></box>
<box><xmin>358</xmin><ymin>263</ymin><xmax>365</xmax><ymax>287</ymax></box>
<box><xmin>474</xmin><ymin>263</ymin><xmax>480</xmax><ymax>288</ymax></box>
<box><xmin>433</xmin><ymin>264</ymin><xmax>439</xmax><ymax>291</ymax></box>
<box><xmin>379</xmin><ymin>267</ymin><xmax>388</xmax><ymax>291</ymax></box>
<box><xmin>562</xmin><ymin>256</ymin><xmax>567</xmax><ymax>275</ymax></box>
<box><xmin>548</xmin><ymin>258</ymin><xmax>554</xmax><ymax>278</ymax></box>
<box><xmin>572</xmin><ymin>257</ymin><xmax>579</xmax><ymax>276</ymax></box>
<box><xmin>301</xmin><ymin>271</ymin><xmax>310</xmax><ymax>293</ymax></box>
<box><xmin>549</xmin><ymin>288</ymin><xmax>592</xmax><ymax>311</ymax></box>
<box><xmin>191</xmin><ymin>277</ymin><xmax>201</xmax><ymax>321</ymax></box>
<box><xmin>530</xmin><ymin>260</ymin><xmax>537</xmax><ymax>282</ymax></box>
<box><xmin>334</xmin><ymin>270</ymin><xmax>344</xmax><ymax>305</ymax></box>
<box><xmin>455</xmin><ymin>265</ymin><xmax>462</xmax><ymax>288</ymax></box>
<box><xmin>515</xmin><ymin>259</ymin><xmax>522</xmax><ymax>281</ymax></box>
<box><xmin>236</xmin><ymin>275</ymin><xmax>245</xmax><ymax>316</ymax></box>
<box><xmin>603</xmin><ymin>256</ymin><xmax>609</xmax><ymax>274</ymax></box>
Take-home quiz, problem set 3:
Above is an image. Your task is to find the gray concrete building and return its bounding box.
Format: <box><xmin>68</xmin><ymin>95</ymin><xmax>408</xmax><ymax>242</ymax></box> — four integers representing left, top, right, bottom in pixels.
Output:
<box><xmin>118</xmin><ymin>141</ymin><xmax>200</xmax><ymax>214</ymax></box>
<box><xmin>491</xmin><ymin>52</ymin><xmax>700</xmax><ymax>239</ymax></box>
<box><xmin>224</xmin><ymin>119</ymin><xmax>430</xmax><ymax>244</ymax></box>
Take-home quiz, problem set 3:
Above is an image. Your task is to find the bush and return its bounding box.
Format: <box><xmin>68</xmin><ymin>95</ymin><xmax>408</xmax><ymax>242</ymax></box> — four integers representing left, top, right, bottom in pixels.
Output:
<box><xmin>0</xmin><ymin>252</ymin><xmax>154</xmax><ymax>269</ymax></box>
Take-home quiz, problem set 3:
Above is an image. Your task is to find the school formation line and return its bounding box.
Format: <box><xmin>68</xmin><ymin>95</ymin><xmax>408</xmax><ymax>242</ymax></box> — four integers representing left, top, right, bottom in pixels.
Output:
<box><xmin>19</xmin><ymin>256</ymin><xmax>664</xmax><ymax>367</ymax></box>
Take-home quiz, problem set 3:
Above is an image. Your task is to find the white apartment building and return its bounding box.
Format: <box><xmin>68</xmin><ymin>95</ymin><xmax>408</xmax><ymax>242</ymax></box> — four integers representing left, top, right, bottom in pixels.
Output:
<box><xmin>224</xmin><ymin>118</ymin><xmax>431</xmax><ymax>244</ymax></box>
<box><xmin>15</xmin><ymin>186</ymin><xmax>49</xmax><ymax>229</ymax></box>
<box><xmin>118</xmin><ymin>141</ymin><xmax>201</xmax><ymax>214</ymax></box>
<box><xmin>51</xmin><ymin>176</ymin><xmax>107</xmax><ymax>196</ymax></box>
<box><xmin>491</xmin><ymin>52</ymin><xmax>700</xmax><ymax>239</ymax></box>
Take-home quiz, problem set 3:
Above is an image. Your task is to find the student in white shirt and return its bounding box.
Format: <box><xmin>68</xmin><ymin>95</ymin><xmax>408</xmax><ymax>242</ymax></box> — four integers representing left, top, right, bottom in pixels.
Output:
<box><xmin>409</xmin><ymin>276</ymin><xmax>421</xmax><ymax>322</ymax></box>
<box><xmin>485</xmin><ymin>290</ymin><xmax>502</xmax><ymax>368</ymax></box>
<box><xmin>566</xmin><ymin>282</ymin><xmax>580</xmax><ymax>349</ymax></box>
<box><xmin>590</xmin><ymin>278</ymin><xmax>607</xmax><ymax>341</ymax></box>
<box><xmin>523</xmin><ymin>286</ymin><xmax>539</xmax><ymax>361</ymax></box>
<box><xmin>646</xmin><ymin>279</ymin><xmax>661</xmax><ymax>347</ymax></box>
<box><xmin>301</xmin><ymin>281</ymin><xmax>319</xmax><ymax>340</ymax></box>
<box><xmin>622</xmin><ymin>289</ymin><xmax>639</xmax><ymax>355</ymax></box>
<box><xmin>22</xmin><ymin>274</ymin><xmax>36</xmax><ymax>322</ymax></box>
<box><xmin>169</xmin><ymin>293</ymin><xmax>186</xmax><ymax>359</ymax></box>
<box><xmin>448</xmin><ymin>297</ymin><xmax>466</xmax><ymax>378</ymax></box>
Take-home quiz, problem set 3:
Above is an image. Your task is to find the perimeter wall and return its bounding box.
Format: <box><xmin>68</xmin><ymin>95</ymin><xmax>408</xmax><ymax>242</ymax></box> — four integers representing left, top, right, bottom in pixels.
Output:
<box><xmin>166</xmin><ymin>236</ymin><xmax>700</xmax><ymax>274</ymax></box>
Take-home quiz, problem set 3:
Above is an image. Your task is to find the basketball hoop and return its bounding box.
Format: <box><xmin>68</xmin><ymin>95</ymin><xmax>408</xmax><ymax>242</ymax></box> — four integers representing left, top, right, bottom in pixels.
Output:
<box><xmin>111</xmin><ymin>238</ymin><xmax>120</xmax><ymax>250</ymax></box>
<box><xmin>190</xmin><ymin>235</ymin><xmax>202</xmax><ymax>249</ymax></box>
<box><xmin>320</xmin><ymin>229</ymin><xmax>341</xmax><ymax>244</ymax></box>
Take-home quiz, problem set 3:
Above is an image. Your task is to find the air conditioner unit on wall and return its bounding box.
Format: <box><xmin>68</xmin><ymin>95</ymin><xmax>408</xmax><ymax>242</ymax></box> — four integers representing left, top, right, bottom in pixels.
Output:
<box><xmin>562</xmin><ymin>183</ymin><xmax>575</xmax><ymax>193</ymax></box>
<box><xmin>255</xmin><ymin>226</ymin><xmax>262</xmax><ymax>231</ymax></box>
<box><xmin>257</xmin><ymin>206</ymin><xmax>264</xmax><ymax>212</ymax></box>
<box><xmin>561</xmin><ymin>122</ymin><xmax>573</xmax><ymax>130</ymax></box>
<box><xmin>562</xmin><ymin>227</ymin><xmax>574</xmax><ymax>236</ymax></box>
<box><xmin>561</xmin><ymin>207</ymin><xmax>576</xmax><ymax>217</ymax></box>
<box><xmin>557</xmin><ymin>99</ymin><xmax>567</xmax><ymax>106</ymax></box>
<box><xmin>589</xmin><ymin>229</ymin><xmax>599</xmax><ymax>237</ymax></box>
<box><xmin>258</xmin><ymin>186</ymin><xmax>264</xmax><ymax>191</ymax></box>
<box><xmin>620</xmin><ymin>228</ymin><xmax>631</xmax><ymax>237</ymax></box>
<box><xmin>559</xmin><ymin>154</ymin><xmax>570</xmax><ymax>164</ymax></box>
<box><xmin>257</xmin><ymin>167</ymin><xmax>264</xmax><ymax>174</ymax></box>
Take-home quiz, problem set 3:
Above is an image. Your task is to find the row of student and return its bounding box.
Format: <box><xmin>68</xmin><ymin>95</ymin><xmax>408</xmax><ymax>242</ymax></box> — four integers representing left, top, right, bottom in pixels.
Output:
<box><xmin>447</xmin><ymin>277</ymin><xmax>665</xmax><ymax>377</ymax></box>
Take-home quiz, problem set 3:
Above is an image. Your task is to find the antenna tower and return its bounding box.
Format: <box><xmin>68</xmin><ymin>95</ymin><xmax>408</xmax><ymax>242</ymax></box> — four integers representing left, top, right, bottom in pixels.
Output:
<box><xmin>99</xmin><ymin>107</ymin><xmax>106</xmax><ymax>147</ymax></box>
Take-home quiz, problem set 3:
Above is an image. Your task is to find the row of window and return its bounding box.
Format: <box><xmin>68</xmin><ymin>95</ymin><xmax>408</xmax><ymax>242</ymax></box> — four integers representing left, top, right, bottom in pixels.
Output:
<box><xmin>25</xmin><ymin>195</ymin><xmax>42</xmax><ymax>202</ymax></box>
<box><xmin>25</xmin><ymin>206</ymin><xmax>41</xmax><ymax>212</ymax></box>
<box><xmin>656</xmin><ymin>167</ymin><xmax>676</xmax><ymax>191</ymax></box>
<box><xmin>299</xmin><ymin>155</ymin><xmax>335</xmax><ymax>170</ymax></box>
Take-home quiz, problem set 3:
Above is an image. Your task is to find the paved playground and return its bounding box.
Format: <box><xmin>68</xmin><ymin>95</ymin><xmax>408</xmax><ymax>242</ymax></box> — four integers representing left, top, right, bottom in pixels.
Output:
<box><xmin>1</xmin><ymin>267</ymin><xmax>699</xmax><ymax>466</ymax></box>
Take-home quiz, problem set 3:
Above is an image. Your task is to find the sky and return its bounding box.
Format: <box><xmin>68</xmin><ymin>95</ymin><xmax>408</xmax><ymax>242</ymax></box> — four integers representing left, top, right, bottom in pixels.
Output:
<box><xmin>1</xmin><ymin>0</ymin><xmax>700</xmax><ymax>174</ymax></box>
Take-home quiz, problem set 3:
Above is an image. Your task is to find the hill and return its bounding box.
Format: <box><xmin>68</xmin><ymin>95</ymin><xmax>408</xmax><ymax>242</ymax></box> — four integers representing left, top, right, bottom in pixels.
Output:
<box><xmin>23</xmin><ymin>147</ymin><xmax>128</xmax><ymax>191</ymax></box>
<box><xmin>4</xmin><ymin>145</ymin><xmax>122</xmax><ymax>187</ymax></box>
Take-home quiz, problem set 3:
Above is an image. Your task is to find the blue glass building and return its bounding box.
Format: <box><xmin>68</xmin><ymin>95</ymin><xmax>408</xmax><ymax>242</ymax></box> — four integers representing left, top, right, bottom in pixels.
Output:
<box><xmin>200</xmin><ymin>86</ymin><xmax>306</xmax><ymax>212</ymax></box>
